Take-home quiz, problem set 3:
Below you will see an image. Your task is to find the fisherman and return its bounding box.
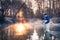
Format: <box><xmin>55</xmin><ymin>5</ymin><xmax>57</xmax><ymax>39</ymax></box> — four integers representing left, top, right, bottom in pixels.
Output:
<box><xmin>44</xmin><ymin>13</ymin><xmax>50</xmax><ymax>40</ymax></box>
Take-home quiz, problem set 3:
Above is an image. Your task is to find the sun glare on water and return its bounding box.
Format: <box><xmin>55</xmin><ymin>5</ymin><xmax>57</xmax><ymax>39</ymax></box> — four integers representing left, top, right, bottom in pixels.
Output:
<box><xmin>13</xmin><ymin>23</ymin><xmax>33</xmax><ymax>36</ymax></box>
<box><xmin>15</xmin><ymin>23</ymin><xmax>27</xmax><ymax>36</ymax></box>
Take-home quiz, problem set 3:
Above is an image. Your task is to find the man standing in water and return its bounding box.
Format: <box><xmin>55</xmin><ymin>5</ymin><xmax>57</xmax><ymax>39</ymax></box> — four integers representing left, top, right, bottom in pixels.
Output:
<box><xmin>44</xmin><ymin>13</ymin><xmax>50</xmax><ymax>40</ymax></box>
